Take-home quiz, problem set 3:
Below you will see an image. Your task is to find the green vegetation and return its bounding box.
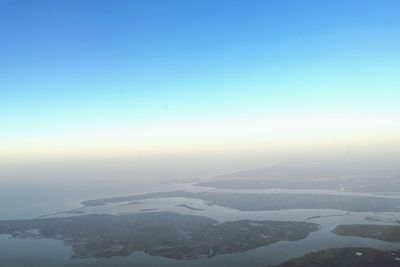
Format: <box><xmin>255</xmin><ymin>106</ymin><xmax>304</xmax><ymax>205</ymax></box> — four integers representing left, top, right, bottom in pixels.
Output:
<box><xmin>271</xmin><ymin>247</ymin><xmax>400</xmax><ymax>267</ymax></box>
<box><xmin>333</xmin><ymin>224</ymin><xmax>400</xmax><ymax>242</ymax></box>
<box><xmin>0</xmin><ymin>212</ymin><xmax>318</xmax><ymax>260</ymax></box>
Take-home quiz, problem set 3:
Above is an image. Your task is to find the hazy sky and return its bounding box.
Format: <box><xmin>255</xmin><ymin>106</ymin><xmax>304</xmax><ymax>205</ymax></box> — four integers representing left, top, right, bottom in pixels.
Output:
<box><xmin>1</xmin><ymin>0</ymin><xmax>400</xmax><ymax>164</ymax></box>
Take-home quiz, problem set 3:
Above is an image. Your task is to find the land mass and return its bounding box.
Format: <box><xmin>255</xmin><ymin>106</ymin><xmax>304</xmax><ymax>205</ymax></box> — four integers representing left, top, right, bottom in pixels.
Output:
<box><xmin>332</xmin><ymin>224</ymin><xmax>400</xmax><ymax>242</ymax></box>
<box><xmin>0</xmin><ymin>211</ymin><xmax>318</xmax><ymax>260</ymax></box>
<box><xmin>82</xmin><ymin>190</ymin><xmax>400</xmax><ymax>212</ymax></box>
<box><xmin>271</xmin><ymin>247</ymin><xmax>400</xmax><ymax>267</ymax></box>
<box><xmin>197</xmin><ymin>160</ymin><xmax>400</xmax><ymax>192</ymax></box>
<box><xmin>175</xmin><ymin>204</ymin><xmax>205</xmax><ymax>211</ymax></box>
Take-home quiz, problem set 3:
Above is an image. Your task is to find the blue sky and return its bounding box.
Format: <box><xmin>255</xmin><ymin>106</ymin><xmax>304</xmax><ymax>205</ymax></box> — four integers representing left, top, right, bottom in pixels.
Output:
<box><xmin>1</xmin><ymin>0</ymin><xmax>400</xmax><ymax>161</ymax></box>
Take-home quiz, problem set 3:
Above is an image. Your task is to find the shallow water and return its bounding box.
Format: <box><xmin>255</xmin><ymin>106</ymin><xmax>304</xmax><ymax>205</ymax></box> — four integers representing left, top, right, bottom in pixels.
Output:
<box><xmin>1</xmin><ymin>179</ymin><xmax>400</xmax><ymax>267</ymax></box>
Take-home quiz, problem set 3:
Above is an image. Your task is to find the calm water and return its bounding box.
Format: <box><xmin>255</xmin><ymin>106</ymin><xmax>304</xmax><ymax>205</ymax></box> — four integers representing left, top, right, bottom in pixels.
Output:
<box><xmin>1</xmin><ymin>179</ymin><xmax>400</xmax><ymax>267</ymax></box>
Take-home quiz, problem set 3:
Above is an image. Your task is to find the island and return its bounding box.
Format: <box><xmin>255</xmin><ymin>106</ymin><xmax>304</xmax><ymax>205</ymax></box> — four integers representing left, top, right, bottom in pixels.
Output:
<box><xmin>175</xmin><ymin>204</ymin><xmax>205</xmax><ymax>211</ymax></box>
<box><xmin>0</xmin><ymin>211</ymin><xmax>319</xmax><ymax>260</ymax></box>
<box><xmin>82</xmin><ymin>190</ymin><xmax>400</xmax><ymax>212</ymax></box>
<box><xmin>271</xmin><ymin>247</ymin><xmax>400</xmax><ymax>267</ymax></box>
<box><xmin>332</xmin><ymin>224</ymin><xmax>400</xmax><ymax>242</ymax></box>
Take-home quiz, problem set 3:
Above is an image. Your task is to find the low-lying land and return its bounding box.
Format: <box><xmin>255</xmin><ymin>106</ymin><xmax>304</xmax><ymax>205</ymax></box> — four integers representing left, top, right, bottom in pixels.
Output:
<box><xmin>0</xmin><ymin>212</ymin><xmax>318</xmax><ymax>260</ymax></box>
<box><xmin>175</xmin><ymin>204</ymin><xmax>205</xmax><ymax>211</ymax></box>
<box><xmin>197</xmin><ymin>160</ymin><xmax>400</xmax><ymax>192</ymax></box>
<box><xmin>332</xmin><ymin>224</ymin><xmax>400</xmax><ymax>242</ymax></box>
<box><xmin>82</xmin><ymin>190</ymin><xmax>400</xmax><ymax>212</ymax></box>
<box><xmin>271</xmin><ymin>247</ymin><xmax>400</xmax><ymax>267</ymax></box>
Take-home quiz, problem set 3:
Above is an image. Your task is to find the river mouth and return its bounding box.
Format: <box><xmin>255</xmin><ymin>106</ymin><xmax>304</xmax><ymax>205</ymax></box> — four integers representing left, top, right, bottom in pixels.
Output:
<box><xmin>1</xmin><ymin>181</ymin><xmax>400</xmax><ymax>267</ymax></box>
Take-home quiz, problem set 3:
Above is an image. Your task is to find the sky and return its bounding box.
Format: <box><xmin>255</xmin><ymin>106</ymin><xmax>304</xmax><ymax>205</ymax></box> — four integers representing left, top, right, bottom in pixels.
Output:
<box><xmin>1</xmin><ymin>0</ymin><xmax>400</xmax><ymax>165</ymax></box>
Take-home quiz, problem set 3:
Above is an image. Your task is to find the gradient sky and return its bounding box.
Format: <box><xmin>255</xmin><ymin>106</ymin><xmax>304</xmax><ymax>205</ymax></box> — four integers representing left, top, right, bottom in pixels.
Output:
<box><xmin>1</xmin><ymin>0</ymin><xmax>400</xmax><ymax>163</ymax></box>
